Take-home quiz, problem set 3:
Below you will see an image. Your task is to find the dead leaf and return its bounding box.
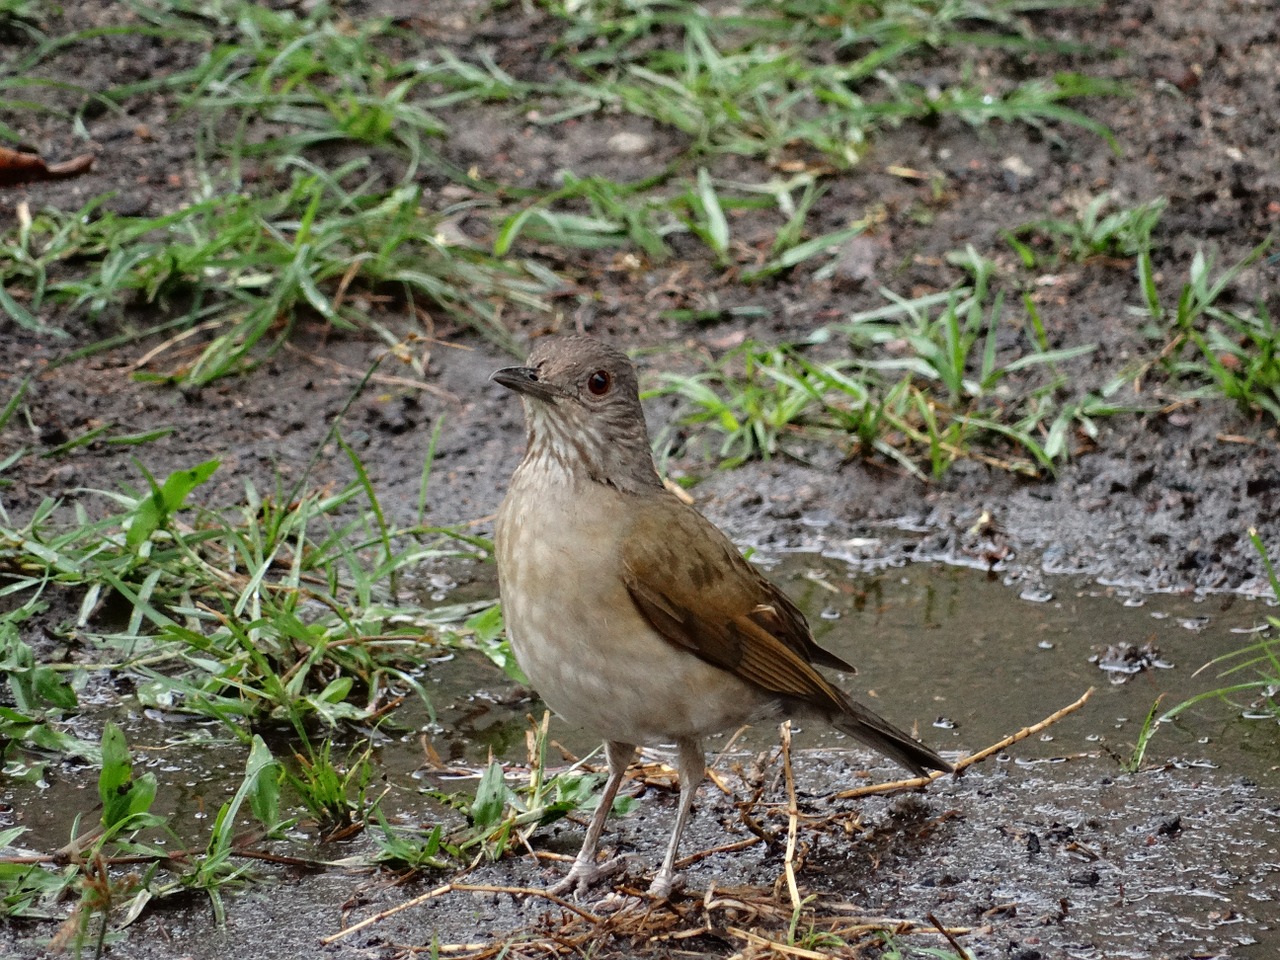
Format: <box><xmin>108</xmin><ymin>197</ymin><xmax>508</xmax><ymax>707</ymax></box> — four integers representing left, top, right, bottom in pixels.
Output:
<box><xmin>0</xmin><ymin>146</ymin><xmax>94</xmax><ymax>186</ymax></box>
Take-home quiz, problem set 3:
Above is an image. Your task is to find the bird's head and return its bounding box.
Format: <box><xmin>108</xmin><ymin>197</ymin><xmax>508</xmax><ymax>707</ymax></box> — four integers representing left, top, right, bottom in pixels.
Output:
<box><xmin>491</xmin><ymin>335</ymin><xmax>662</xmax><ymax>493</ymax></box>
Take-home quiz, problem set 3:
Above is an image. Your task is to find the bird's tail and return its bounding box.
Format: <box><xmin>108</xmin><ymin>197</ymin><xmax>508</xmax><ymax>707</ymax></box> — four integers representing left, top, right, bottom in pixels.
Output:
<box><xmin>827</xmin><ymin>697</ymin><xmax>952</xmax><ymax>778</ymax></box>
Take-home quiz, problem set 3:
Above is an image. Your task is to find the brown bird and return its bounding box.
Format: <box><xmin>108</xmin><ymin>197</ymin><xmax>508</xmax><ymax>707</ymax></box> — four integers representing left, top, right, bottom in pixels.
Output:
<box><xmin>492</xmin><ymin>335</ymin><xmax>950</xmax><ymax>899</ymax></box>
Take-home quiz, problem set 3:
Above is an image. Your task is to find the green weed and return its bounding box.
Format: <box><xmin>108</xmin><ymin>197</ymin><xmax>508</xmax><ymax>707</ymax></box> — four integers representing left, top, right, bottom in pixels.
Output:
<box><xmin>1</xmin><ymin>0</ymin><xmax>1122</xmax><ymax>372</ymax></box>
<box><xmin>427</xmin><ymin>713</ymin><xmax>636</xmax><ymax>865</ymax></box>
<box><xmin>0</xmin><ymin>450</ymin><xmax>490</xmax><ymax>752</ymax></box>
<box><xmin>1121</xmin><ymin>694</ymin><xmax>1164</xmax><ymax>774</ymax></box>
<box><xmin>368</xmin><ymin>715</ymin><xmax>637</xmax><ymax>876</ymax></box>
<box><xmin>0</xmin><ymin>724</ymin><xmax>290</xmax><ymax>938</ymax></box>
<box><xmin>655</xmin><ymin>257</ymin><xmax>1106</xmax><ymax>478</ymax></box>
<box><xmin>0</xmin><ymin>176</ymin><xmax>552</xmax><ymax>381</ymax></box>
<box><xmin>184</xmin><ymin>736</ymin><xmax>290</xmax><ymax>922</ymax></box>
<box><xmin>286</xmin><ymin>739</ymin><xmax>378</xmax><ymax>839</ymax></box>
<box><xmin>0</xmin><ymin>419</ymin><xmax>502</xmax><ymax>939</ymax></box>
<box><xmin>496</xmin><ymin>165</ymin><xmax>870</xmax><ymax>278</ymax></box>
<box><xmin>787</xmin><ymin>893</ymin><xmax>851</xmax><ymax>951</ymax></box>
<box><xmin>0</xmin><ymin>1</ymin><xmax>562</xmax><ymax>379</ymax></box>
<box><xmin>877</xmin><ymin>930</ymin><xmax>973</xmax><ymax>960</ymax></box>
<box><xmin>495</xmin><ymin>171</ymin><xmax>679</xmax><ymax>261</ymax></box>
<box><xmin>370</xmin><ymin>812</ymin><xmax>450</xmax><ymax>872</ymax></box>
<box><xmin>1008</xmin><ymin>194</ymin><xmax>1166</xmax><ymax>264</ymax></box>
<box><xmin>1155</xmin><ymin>241</ymin><xmax>1278</xmax><ymax>421</ymax></box>
<box><xmin>547</xmin><ymin>0</ymin><xmax>1115</xmax><ymax>165</ymax></box>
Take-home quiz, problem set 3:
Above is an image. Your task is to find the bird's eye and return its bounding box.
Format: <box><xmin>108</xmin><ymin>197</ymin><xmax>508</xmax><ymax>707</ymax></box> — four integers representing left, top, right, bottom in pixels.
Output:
<box><xmin>586</xmin><ymin>369</ymin><xmax>611</xmax><ymax>396</ymax></box>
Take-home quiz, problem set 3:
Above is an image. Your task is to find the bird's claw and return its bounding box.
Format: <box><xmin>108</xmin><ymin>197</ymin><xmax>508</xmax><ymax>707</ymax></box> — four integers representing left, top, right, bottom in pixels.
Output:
<box><xmin>549</xmin><ymin>855</ymin><xmax>629</xmax><ymax>898</ymax></box>
<box><xmin>646</xmin><ymin>869</ymin><xmax>685</xmax><ymax>901</ymax></box>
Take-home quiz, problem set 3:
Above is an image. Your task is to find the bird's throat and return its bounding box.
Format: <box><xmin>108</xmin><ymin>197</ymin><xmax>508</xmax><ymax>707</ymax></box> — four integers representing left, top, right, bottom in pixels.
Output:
<box><xmin>521</xmin><ymin>401</ymin><xmax>661</xmax><ymax>495</ymax></box>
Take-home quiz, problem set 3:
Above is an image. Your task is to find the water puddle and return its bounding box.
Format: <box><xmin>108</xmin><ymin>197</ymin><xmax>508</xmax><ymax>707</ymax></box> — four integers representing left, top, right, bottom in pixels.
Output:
<box><xmin>3</xmin><ymin>558</ymin><xmax>1277</xmax><ymax>958</ymax></box>
<box><xmin>431</xmin><ymin>556</ymin><xmax>1280</xmax><ymax>773</ymax></box>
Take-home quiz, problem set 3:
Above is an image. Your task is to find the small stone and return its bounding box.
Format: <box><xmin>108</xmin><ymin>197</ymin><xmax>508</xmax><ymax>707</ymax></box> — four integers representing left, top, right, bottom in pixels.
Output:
<box><xmin>1000</xmin><ymin>155</ymin><xmax>1035</xmax><ymax>192</ymax></box>
<box><xmin>829</xmin><ymin>233</ymin><xmax>879</xmax><ymax>290</ymax></box>
<box><xmin>607</xmin><ymin>131</ymin><xmax>651</xmax><ymax>156</ymax></box>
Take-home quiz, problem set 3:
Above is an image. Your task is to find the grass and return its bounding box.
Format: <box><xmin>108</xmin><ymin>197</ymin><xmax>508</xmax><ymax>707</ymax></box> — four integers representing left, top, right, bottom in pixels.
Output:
<box><xmin>4</xmin><ymin>0</ymin><xmax>554</xmax><ymax>378</ymax></box>
<box><xmin>0</xmin><ymin>353</ymin><xmax>616</xmax><ymax>944</ymax></box>
<box><xmin>0</xmin><ymin>432</ymin><xmax>521</xmax><ymax>943</ymax></box>
<box><xmin>653</xmin><ymin>203</ymin><xmax>1275</xmax><ymax>480</ymax></box>
<box><xmin>1152</xmin><ymin>240</ymin><xmax>1280</xmax><ymax>422</ymax></box>
<box><xmin>0</xmin><ymin>709</ymin><xmax>612</xmax><ymax>937</ymax></box>
<box><xmin>1005</xmin><ymin>194</ymin><xmax>1167</xmax><ymax>265</ymax></box>
<box><xmin>495</xmin><ymin>167</ymin><xmax>870</xmax><ymax>282</ymax></box>
<box><xmin>547</xmin><ymin>0</ymin><xmax>1116</xmax><ymax>164</ymax></box>
<box><xmin>0</xmin><ymin>446</ymin><xmax>498</xmax><ymax>742</ymax></box>
<box><xmin>287</xmin><ymin>738</ymin><xmax>378</xmax><ymax>839</ymax></box>
<box><xmin>1</xmin><ymin>366</ymin><xmax>478</xmax><ymax>796</ymax></box>
<box><xmin>0</xmin><ymin>723</ymin><xmax>289</xmax><ymax>937</ymax></box>
<box><xmin>1</xmin><ymin>171</ymin><xmax>554</xmax><ymax>381</ymax></box>
<box><xmin>427</xmin><ymin>712</ymin><xmax>637</xmax><ymax>864</ymax></box>
<box><xmin>652</xmin><ymin>243</ymin><xmax>1120</xmax><ymax>478</ymax></box>
<box><xmin>1</xmin><ymin>0</ymin><xmax>1122</xmax><ymax>383</ymax></box>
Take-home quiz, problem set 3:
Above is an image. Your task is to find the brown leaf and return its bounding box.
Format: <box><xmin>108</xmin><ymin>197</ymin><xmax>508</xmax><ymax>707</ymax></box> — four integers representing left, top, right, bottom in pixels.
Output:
<box><xmin>0</xmin><ymin>146</ymin><xmax>94</xmax><ymax>186</ymax></box>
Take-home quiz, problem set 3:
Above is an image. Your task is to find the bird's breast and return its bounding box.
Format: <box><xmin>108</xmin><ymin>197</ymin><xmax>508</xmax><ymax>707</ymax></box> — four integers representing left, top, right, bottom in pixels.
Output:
<box><xmin>495</xmin><ymin>472</ymin><xmax>766</xmax><ymax>744</ymax></box>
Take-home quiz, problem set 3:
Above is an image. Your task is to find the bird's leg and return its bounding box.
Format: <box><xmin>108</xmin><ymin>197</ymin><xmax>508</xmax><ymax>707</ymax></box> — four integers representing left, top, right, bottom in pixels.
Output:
<box><xmin>550</xmin><ymin>740</ymin><xmax>635</xmax><ymax>897</ymax></box>
<box><xmin>648</xmin><ymin>737</ymin><xmax>705</xmax><ymax>899</ymax></box>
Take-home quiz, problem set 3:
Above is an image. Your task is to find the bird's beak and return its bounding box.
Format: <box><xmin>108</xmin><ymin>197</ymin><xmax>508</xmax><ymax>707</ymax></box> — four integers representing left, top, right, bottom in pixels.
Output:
<box><xmin>491</xmin><ymin>365</ymin><xmax>560</xmax><ymax>402</ymax></box>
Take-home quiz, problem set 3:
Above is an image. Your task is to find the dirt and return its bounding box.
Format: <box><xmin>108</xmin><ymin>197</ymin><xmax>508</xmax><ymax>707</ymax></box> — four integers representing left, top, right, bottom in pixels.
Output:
<box><xmin>2</xmin><ymin>0</ymin><xmax>1280</xmax><ymax>958</ymax></box>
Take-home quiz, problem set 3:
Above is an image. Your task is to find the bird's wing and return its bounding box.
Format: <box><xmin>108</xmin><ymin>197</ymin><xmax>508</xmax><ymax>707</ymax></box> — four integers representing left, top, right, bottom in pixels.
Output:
<box><xmin>619</xmin><ymin>495</ymin><xmax>852</xmax><ymax>711</ymax></box>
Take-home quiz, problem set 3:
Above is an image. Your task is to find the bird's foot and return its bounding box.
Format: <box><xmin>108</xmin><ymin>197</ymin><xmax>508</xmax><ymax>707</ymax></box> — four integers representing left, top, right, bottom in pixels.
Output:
<box><xmin>646</xmin><ymin>869</ymin><xmax>685</xmax><ymax>901</ymax></box>
<box><xmin>549</xmin><ymin>855</ymin><xmax>630</xmax><ymax>899</ymax></box>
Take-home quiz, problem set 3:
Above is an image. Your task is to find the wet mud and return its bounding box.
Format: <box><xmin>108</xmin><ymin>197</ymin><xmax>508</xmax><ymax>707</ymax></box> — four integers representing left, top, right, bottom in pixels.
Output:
<box><xmin>3</xmin><ymin>562</ymin><xmax>1278</xmax><ymax>959</ymax></box>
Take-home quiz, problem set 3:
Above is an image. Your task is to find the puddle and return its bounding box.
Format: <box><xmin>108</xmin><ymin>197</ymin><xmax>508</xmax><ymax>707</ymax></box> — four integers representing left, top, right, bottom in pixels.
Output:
<box><xmin>429</xmin><ymin>557</ymin><xmax>1280</xmax><ymax>774</ymax></box>
<box><xmin>2</xmin><ymin>559</ymin><xmax>1278</xmax><ymax>959</ymax></box>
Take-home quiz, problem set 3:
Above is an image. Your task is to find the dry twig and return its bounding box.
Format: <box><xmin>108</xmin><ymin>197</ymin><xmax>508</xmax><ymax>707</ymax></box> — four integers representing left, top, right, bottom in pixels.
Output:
<box><xmin>836</xmin><ymin>687</ymin><xmax>1094</xmax><ymax>799</ymax></box>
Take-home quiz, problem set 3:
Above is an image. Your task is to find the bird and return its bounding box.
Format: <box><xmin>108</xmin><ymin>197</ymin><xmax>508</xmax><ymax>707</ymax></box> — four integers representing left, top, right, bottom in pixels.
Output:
<box><xmin>491</xmin><ymin>335</ymin><xmax>951</xmax><ymax>899</ymax></box>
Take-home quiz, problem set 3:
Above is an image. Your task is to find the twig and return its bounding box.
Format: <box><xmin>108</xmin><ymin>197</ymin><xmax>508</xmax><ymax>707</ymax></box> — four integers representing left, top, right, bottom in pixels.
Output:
<box><xmin>954</xmin><ymin>686</ymin><xmax>1094</xmax><ymax>769</ymax></box>
<box><xmin>675</xmin><ymin>835</ymin><xmax>763</xmax><ymax>872</ymax></box>
<box><xmin>726</xmin><ymin>926</ymin><xmax>829</xmax><ymax>959</ymax></box>
<box><xmin>283</xmin><ymin>341</ymin><xmax>457</xmax><ymax>401</ymax></box>
<box><xmin>126</xmin><ymin>319</ymin><xmax>225</xmax><ymax>373</ymax></box>
<box><xmin>704</xmin><ymin>723</ymin><xmax>751</xmax><ymax>796</ymax></box>
<box><xmin>321</xmin><ymin>882</ymin><xmax>600</xmax><ymax>945</ymax></box>
<box><xmin>327</xmin><ymin>691</ymin><xmax>1094</xmax><ymax>951</ymax></box>
<box><xmin>928</xmin><ymin>912</ymin><xmax>969</xmax><ymax>956</ymax></box>
<box><xmin>836</xmin><ymin>687</ymin><xmax>1094</xmax><ymax>800</ymax></box>
<box><xmin>779</xmin><ymin>720</ymin><xmax>802</xmax><ymax>914</ymax></box>
<box><xmin>455</xmin><ymin>883</ymin><xmax>600</xmax><ymax>923</ymax></box>
<box><xmin>428</xmin><ymin>944</ymin><xmax>493</xmax><ymax>955</ymax></box>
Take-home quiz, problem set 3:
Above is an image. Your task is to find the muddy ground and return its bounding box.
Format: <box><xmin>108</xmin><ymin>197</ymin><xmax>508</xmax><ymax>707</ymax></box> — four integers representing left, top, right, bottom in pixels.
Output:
<box><xmin>2</xmin><ymin>0</ymin><xmax>1279</xmax><ymax>958</ymax></box>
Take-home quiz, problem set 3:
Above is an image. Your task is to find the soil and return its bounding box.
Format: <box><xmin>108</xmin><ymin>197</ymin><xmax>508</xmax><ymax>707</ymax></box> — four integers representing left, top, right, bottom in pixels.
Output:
<box><xmin>2</xmin><ymin>1</ymin><xmax>1280</xmax><ymax>958</ymax></box>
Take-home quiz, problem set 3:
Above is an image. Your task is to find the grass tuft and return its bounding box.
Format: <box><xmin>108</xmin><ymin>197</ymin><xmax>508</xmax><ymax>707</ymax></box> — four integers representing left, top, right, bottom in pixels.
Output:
<box><xmin>653</xmin><ymin>249</ymin><xmax>1112</xmax><ymax>478</ymax></box>
<box><xmin>1156</xmin><ymin>242</ymin><xmax>1279</xmax><ymax>421</ymax></box>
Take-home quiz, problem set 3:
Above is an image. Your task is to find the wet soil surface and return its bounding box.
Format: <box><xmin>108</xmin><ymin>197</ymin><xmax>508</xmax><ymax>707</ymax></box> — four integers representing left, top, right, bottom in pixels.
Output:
<box><xmin>4</xmin><ymin>562</ymin><xmax>1280</xmax><ymax>959</ymax></box>
<box><xmin>2</xmin><ymin>0</ymin><xmax>1280</xmax><ymax>957</ymax></box>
